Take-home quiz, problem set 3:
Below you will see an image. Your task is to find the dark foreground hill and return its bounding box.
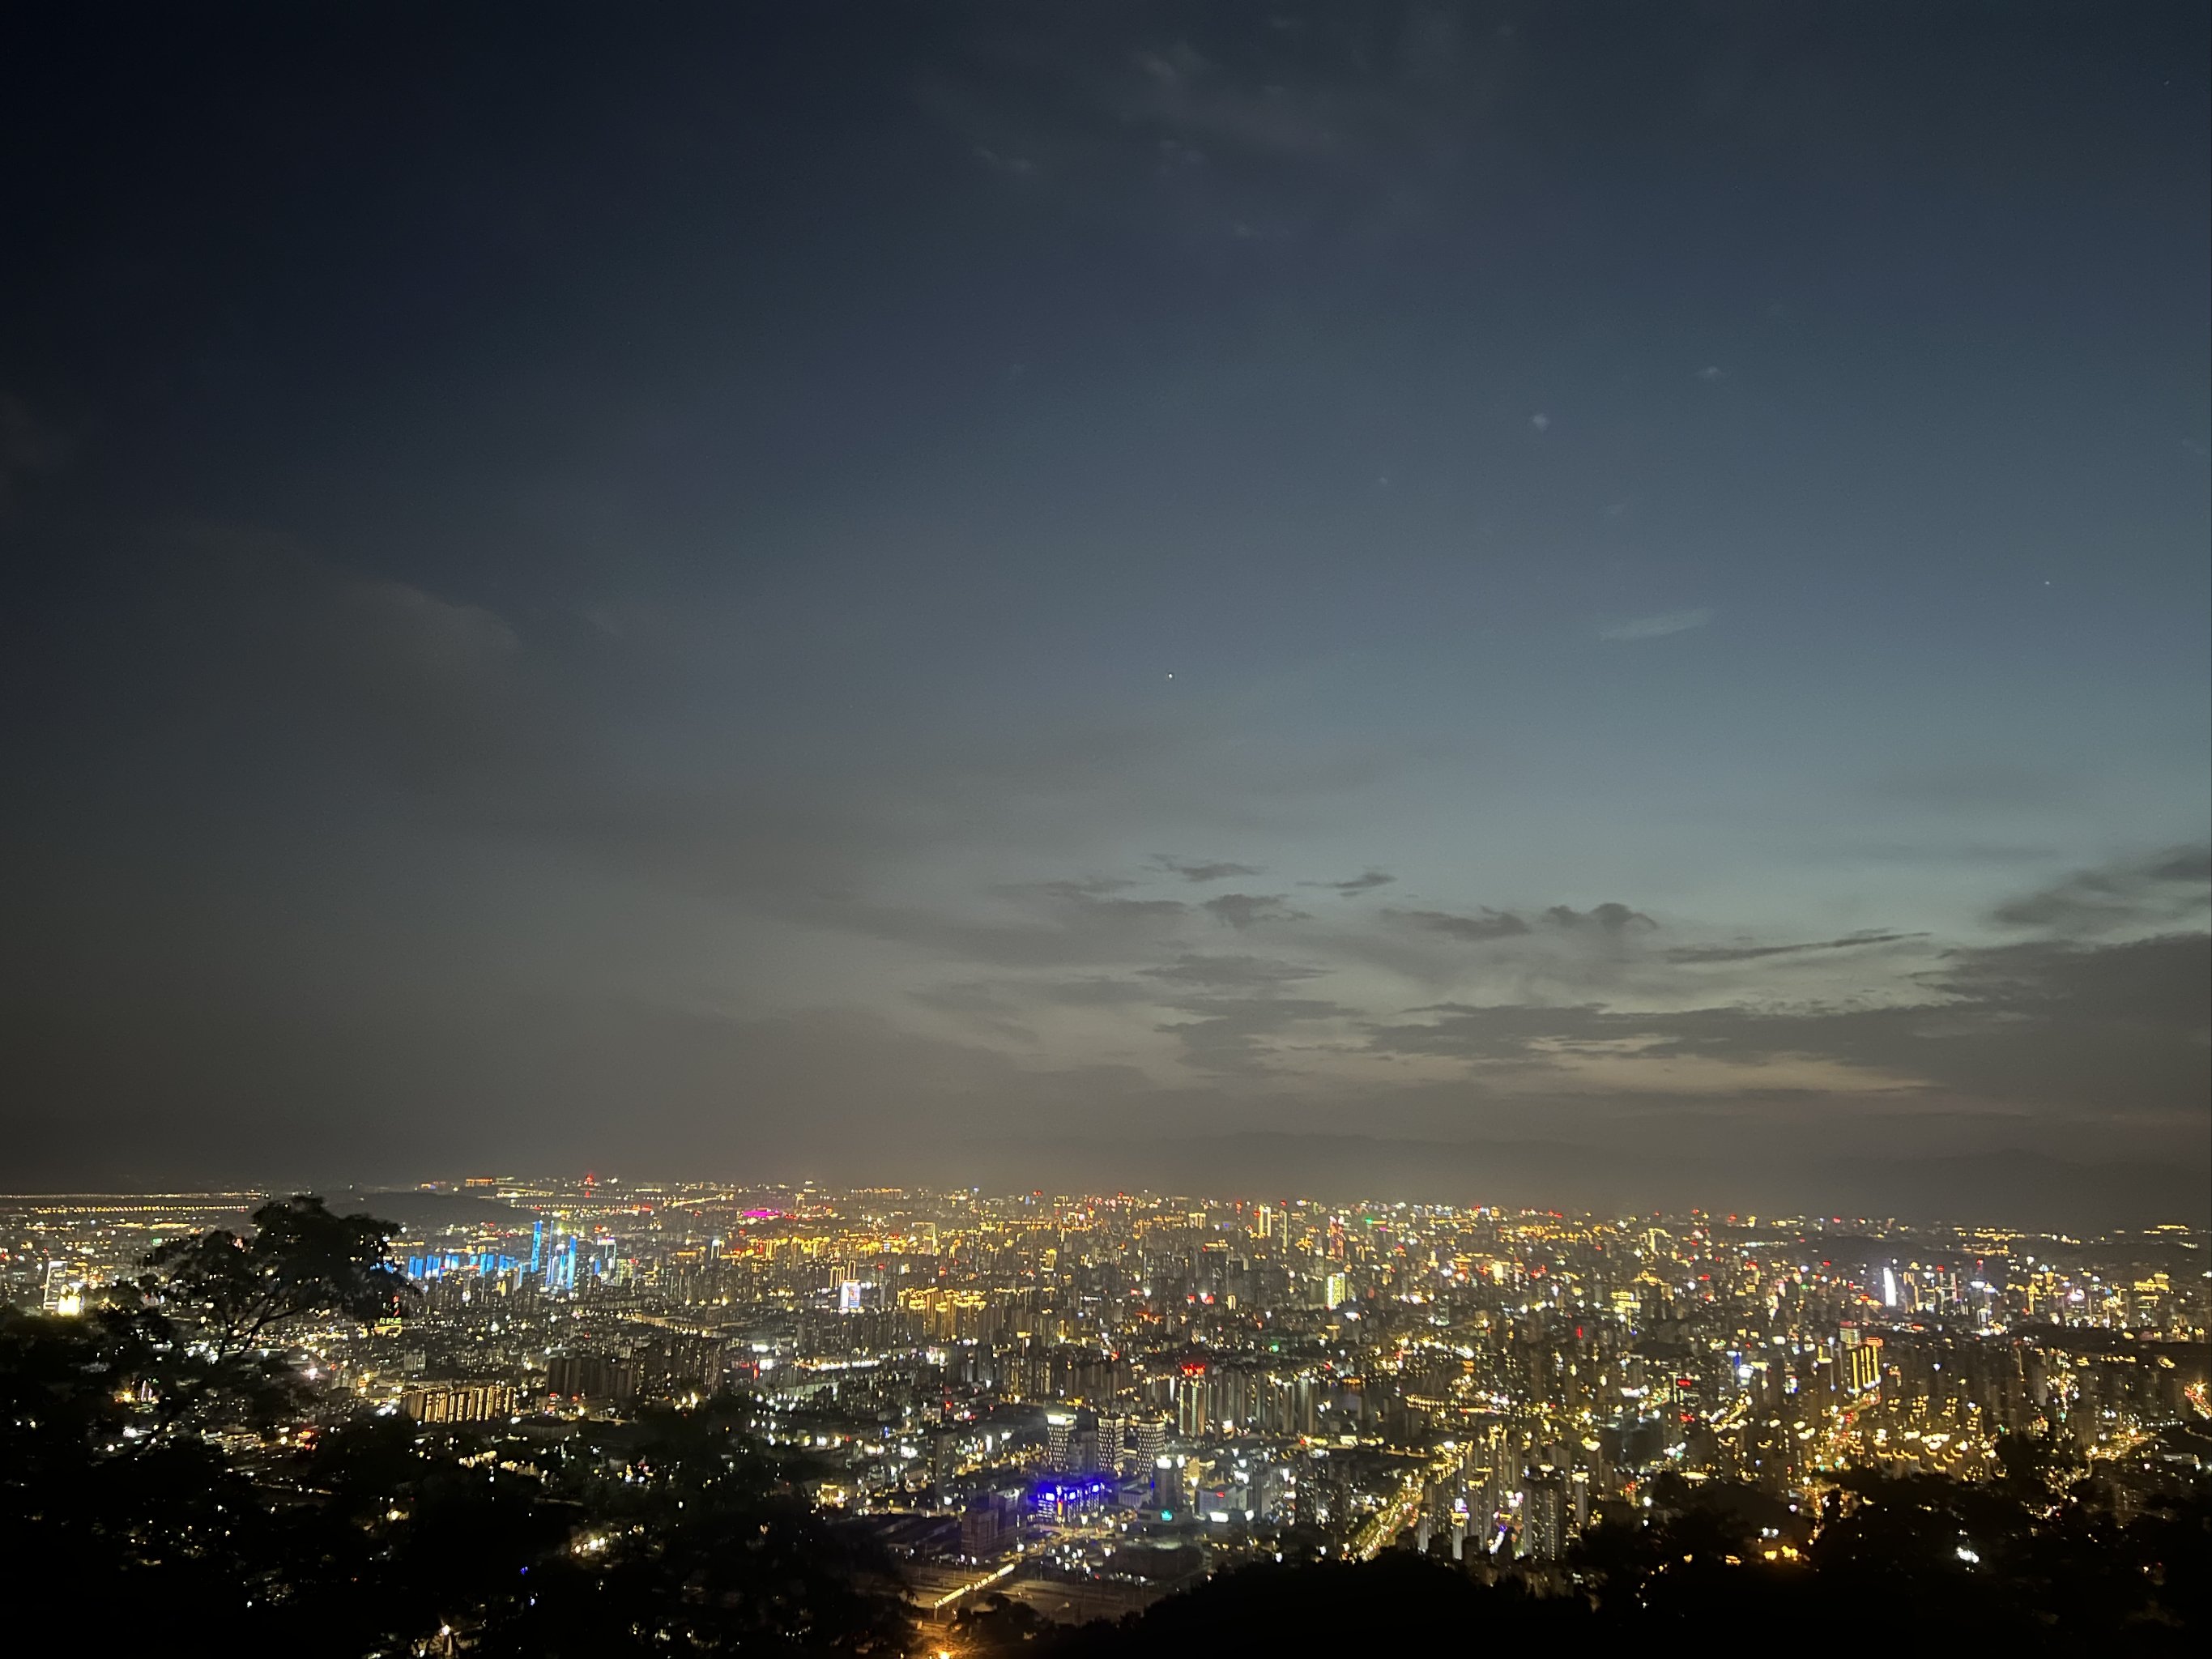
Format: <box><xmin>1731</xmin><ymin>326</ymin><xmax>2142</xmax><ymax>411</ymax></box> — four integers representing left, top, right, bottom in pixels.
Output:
<box><xmin>964</xmin><ymin>1481</ymin><xmax>2209</xmax><ymax>1657</ymax></box>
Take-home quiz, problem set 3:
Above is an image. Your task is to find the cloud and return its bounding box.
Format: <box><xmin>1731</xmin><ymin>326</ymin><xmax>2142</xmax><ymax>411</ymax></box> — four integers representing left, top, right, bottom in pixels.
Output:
<box><xmin>1032</xmin><ymin>977</ymin><xmax>1162</xmax><ymax>1007</ymax></box>
<box><xmin>18</xmin><ymin>527</ymin><xmax>1454</xmax><ymax>1013</ymax></box>
<box><xmin>906</xmin><ymin>981</ymin><xmax>1038</xmax><ymax>1045</ymax></box>
<box><xmin>1543</xmin><ymin>902</ymin><xmax>1656</xmax><ymax>933</ymax></box>
<box><xmin>1663</xmin><ymin>930</ymin><xmax>1923</xmax><ymax>965</ymax></box>
<box><xmin>1362</xmin><ymin>1000</ymin><xmax>1613</xmax><ymax>1064</ymax></box>
<box><xmin>907</xmin><ymin>981</ymin><xmax>1019</xmax><ymax>1016</ymax></box>
<box><xmin>819</xmin><ymin>883</ymin><xmax>1189</xmax><ymax>970</ymax></box>
<box><xmin>1990</xmin><ymin>846</ymin><xmax>2210</xmax><ymax>936</ymax></box>
<box><xmin>1140</xmin><ymin>953</ymin><xmax>1327</xmax><ymax>988</ymax></box>
<box><xmin>1361</xmin><ymin>932</ymin><xmax>2211</xmax><ymax>1134</ymax></box>
<box><xmin>1303</xmin><ymin>868</ymin><xmax>1395</xmax><ymax>893</ymax></box>
<box><xmin>1153</xmin><ymin>855</ymin><xmax>1264</xmax><ymax>882</ymax></box>
<box><xmin>915</xmin><ymin>11</ymin><xmax>1532</xmax><ymax>256</ymax></box>
<box><xmin>1598</xmin><ymin>608</ymin><xmax>1713</xmax><ymax>641</ymax></box>
<box><xmin>1203</xmin><ymin>892</ymin><xmax>1310</xmax><ymax>930</ymax></box>
<box><xmin>1156</xmin><ymin>994</ymin><xmax>1354</xmax><ymax>1075</ymax></box>
<box><xmin>129</xmin><ymin>539</ymin><xmax>554</xmax><ymax>800</ymax></box>
<box><xmin>1386</xmin><ymin>906</ymin><xmax>1532</xmax><ymax>941</ymax></box>
<box><xmin>12</xmin><ymin>527</ymin><xmax>2201</xmax><ymax>1207</ymax></box>
<box><xmin>1004</xmin><ymin>876</ymin><xmax>1142</xmax><ymax>900</ymax></box>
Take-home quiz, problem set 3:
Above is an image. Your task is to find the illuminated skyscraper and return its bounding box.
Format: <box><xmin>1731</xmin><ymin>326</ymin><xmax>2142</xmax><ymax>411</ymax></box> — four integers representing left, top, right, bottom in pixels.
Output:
<box><xmin>1852</xmin><ymin>1344</ymin><xmax>1881</xmax><ymax>1392</ymax></box>
<box><xmin>1127</xmin><ymin>1415</ymin><xmax>1167</xmax><ymax>1472</ymax></box>
<box><xmin>1175</xmin><ymin>1367</ymin><xmax>1209</xmax><ymax>1437</ymax></box>
<box><xmin>1046</xmin><ymin>1410</ymin><xmax>1074</xmax><ymax>1473</ymax></box>
<box><xmin>1837</xmin><ymin>1323</ymin><xmax>1883</xmax><ymax>1392</ymax></box>
<box><xmin>1517</xmin><ymin>1469</ymin><xmax>1571</xmax><ymax>1561</ymax></box>
<box><xmin>41</xmin><ymin>1260</ymin><xmax>83</xmax><ymax>1316</ymax></box>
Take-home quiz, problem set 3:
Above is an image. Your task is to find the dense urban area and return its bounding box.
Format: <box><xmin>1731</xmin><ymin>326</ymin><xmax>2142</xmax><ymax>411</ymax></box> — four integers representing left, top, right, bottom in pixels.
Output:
<box><xmin>4</xmin><ymin>1179</ymin><xmax>2207</xmax><ymax>1650</ymax></box>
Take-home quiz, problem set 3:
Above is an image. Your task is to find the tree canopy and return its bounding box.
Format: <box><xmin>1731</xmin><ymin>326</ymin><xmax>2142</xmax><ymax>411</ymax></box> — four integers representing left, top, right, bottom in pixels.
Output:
<box><xmin>0</xmin><ymin>1197</ymin><xmax>911</xmax><ymax>1655</ymax></box>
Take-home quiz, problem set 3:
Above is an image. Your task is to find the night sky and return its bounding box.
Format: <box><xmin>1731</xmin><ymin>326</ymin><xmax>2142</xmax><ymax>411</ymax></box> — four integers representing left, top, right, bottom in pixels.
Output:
<box><xmin>3</xmin><ymin>5</ymin><xmax>2206</xmax><ymax>1222</ymax></box>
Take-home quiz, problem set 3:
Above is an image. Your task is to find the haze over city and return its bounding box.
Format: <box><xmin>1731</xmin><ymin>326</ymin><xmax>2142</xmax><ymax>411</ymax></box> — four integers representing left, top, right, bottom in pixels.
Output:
<box><xmin>3</xmin><ymin>6</ymin><xmax>2206</xmax><ymax>1225</ymax></box>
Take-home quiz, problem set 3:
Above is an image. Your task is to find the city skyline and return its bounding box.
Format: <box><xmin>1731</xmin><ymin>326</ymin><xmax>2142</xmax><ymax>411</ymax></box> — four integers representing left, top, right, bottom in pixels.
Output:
<box><xmin>10</xmin><ymin>1177</ymin><xmax>2205</xmax><ymax>1611</ymax></box>
<box><xmin>3</xmin><ymin>6</ymin><xmax>2207</xmax><ymax>1219</ymax></box>
<box><xmin>10</xmin><ymin>1175</ymin><xmax>2202</xmax><ymax>1648</ymax></box>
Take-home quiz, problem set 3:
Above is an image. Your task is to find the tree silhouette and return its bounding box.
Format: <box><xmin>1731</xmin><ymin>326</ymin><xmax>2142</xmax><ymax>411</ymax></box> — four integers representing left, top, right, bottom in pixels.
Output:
<box><xmin>133</xmin><ymin>1192</ymin><xmax>418</xmax><ymax>1358</ymax></box>
<box><xmin>2</xmin><ymin>1203</ymin><xmax>914</xmax><ymax>1656</ymax></box>
<box><xmin>83</xmin><ymin>1193</ymin><xmax>423</xmax><ymax>1440</ymax></box>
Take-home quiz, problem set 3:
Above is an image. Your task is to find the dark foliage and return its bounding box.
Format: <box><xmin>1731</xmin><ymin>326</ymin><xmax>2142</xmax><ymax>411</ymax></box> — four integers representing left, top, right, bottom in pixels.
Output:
<box><xmin>1027</xmin><ymin>1473</ymin><xmax>2208</xmax><ymax>1657</ymax></box>
<box><xmin>138</xmin><ymin>1194</ymin><xmax>420</xmax><ymax>1351</ymax></box>
<box><xmin>75</xmin><ymin>1193</ymin><xmax>428</xmax><ymax>1439</ymax></box>
<box><xmin>1045</xmin><ymin>1554</ymin><xmax>1583</xmax><ymax>1656</ymax></box>
<box><xmin>0</xmin><ymin>1199</ymin><xmax>912</xmax><ymax>1657</ymax></box>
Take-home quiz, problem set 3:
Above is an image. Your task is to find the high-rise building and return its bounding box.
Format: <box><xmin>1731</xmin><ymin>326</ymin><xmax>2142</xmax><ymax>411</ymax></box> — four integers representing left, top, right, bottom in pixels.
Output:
<box><xmin>1127</xmin><ymin>1415</ymin><xmax>1168</xmax><ymax>1472</ymax></box>
<box><xmin>41</xmin><ymin>1260</ymin><xmax>84</xmax><ymax>1316</ymax></box>
<box><xmin>1070</xmin><ymin>1414</ymin><xmax>1100</xmax><ymax>1476</ymax></box>
<box><xmin>1841</xmin><ymin>1327</ymin><xmax>1882</xmax><ymax>1393</ymax></box>
<box><xmin>402</xmin><ymin>1379</ymin><xmax>517</xmax><ymax>1423</ymax></box>
<box><xmin>1518</xmin><ymin>1468</ymin><xmax>1571</xmax><ymax>1561</ymax></box>
<box><xmin>1176</xmin><ymin>1367</ymin><xmax>1209</xmax><ymax>1437</ymax></box>
<box><xmin>1041</xmin><ymin>1407</ymin><xmax>1101</xmax><ymax>1475</ymax></box>
<box><xmin>960</xmin><ymin>1489</ymin><xmax>1025</xmax><ymax>1560</ymax></box>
